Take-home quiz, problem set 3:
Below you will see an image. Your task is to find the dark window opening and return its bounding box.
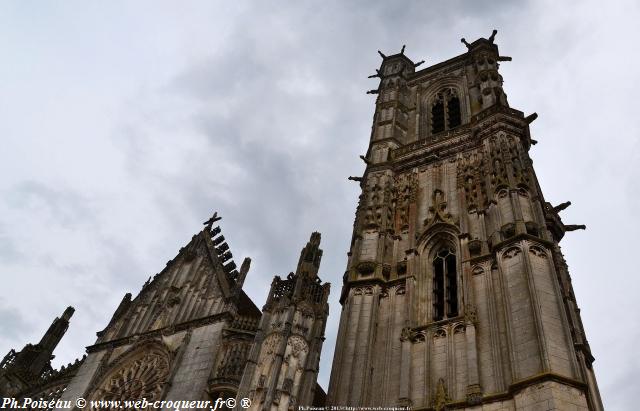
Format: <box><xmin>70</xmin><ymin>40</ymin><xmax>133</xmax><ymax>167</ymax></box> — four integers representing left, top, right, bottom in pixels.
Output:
<box><xmin>433</xmin><ymin>255</ymin><xmax>445</xmax><ymax>321</ymax></box>
<box><xmin>445</xmin><ymin>252</ymin><xmax>458</xmax><ymax>317</ymax></box>
<box><xmin>433</xmin><ymin>248</ymin><xmax>458</xmax><ymax>321</ymax></box>
<box><xmin>431</xmin><ymin>101</ymin><xmax>445</xmax><ymax>134</ymax></box>
<box><xmin>448</xmin><ymin>96</ymin><xmax>461</xmax><ymax>129</ymax></box>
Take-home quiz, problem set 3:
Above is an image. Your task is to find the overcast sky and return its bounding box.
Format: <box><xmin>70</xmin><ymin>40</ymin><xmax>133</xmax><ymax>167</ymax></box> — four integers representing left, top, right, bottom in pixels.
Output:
<box><xmin>1</xmin><ymin>1</ymin><xmax>638</xmax><ymax>409</ymax></box>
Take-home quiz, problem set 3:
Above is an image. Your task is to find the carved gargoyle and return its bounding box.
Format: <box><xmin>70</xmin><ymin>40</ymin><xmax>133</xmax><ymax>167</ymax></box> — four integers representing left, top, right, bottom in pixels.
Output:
<box><xmin>565</xmin><ymin>224</ymin><xmax>586</xmax><ymax>231</ymax></box>
<box><xmin>553</xmin><ymin>201</ymin><xmax>571</xmax><ymax>213</ymax></box>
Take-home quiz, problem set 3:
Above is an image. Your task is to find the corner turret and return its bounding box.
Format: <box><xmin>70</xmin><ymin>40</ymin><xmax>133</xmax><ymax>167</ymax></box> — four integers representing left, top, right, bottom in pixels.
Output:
<box><xmin>0</xmin><ymin>306</ymin><xmax>74</xmax><ymax>397</ymax></box>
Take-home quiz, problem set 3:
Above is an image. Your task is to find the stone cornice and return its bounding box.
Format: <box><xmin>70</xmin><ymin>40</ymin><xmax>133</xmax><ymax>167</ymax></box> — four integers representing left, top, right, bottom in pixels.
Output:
<box><xmin>86</xmin><ymin>312</ymin><xmax>233</xmax><ymax>353</ymax></box>
<box><xmin>389</xmin><ymin>105</ymin><xmax>530</xmax><ymax>173</ymax></box>
<box><xmin>339</xmin><ymin>276</ymin><xmax>409</xmax><ymax>304</ymax></box>
<box><xmin>491</xmin><ymin>233</ymin><xmax>555</xmax><ymax>252</ymax></box>
<box><xmin>410</xmin><ymin>372</ymin><xmax>588</xmax><ymax>410</ymax></box>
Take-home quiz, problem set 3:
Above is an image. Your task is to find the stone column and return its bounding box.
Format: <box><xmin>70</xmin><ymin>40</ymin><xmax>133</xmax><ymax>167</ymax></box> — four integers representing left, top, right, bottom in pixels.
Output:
<box><xmin>398</xmin><ymin>327</ymin><xmax>412</xmax><ymax>406</ymax></box>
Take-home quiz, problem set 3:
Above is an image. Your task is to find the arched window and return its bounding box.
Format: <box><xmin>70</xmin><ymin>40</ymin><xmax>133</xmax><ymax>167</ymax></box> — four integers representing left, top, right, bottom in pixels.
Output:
<box><xmin>430</xmin><ymin>88</ymin><xmax>462</xmax><ymax>135</ymax></box>
<box><xmin>432</xmin><ymin>248</ymin><xmax>458</xmax><ymax>321</ymax></box>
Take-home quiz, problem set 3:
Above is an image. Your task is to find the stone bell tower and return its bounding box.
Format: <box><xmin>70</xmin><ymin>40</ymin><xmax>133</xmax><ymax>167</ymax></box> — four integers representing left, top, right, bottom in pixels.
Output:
<box><xmin>326</xmin><ymin>31</ymin><xmax>603</xmax><ymax>410</ymax></box>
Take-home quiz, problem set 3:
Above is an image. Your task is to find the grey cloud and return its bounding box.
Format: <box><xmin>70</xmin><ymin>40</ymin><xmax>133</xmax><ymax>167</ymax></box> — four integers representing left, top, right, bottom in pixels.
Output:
<box><xmin>0</xmin><ymin>301</ymin><xmax>33</xmax><ymax>343</ymax></box>
<box><xmin>0</xmin><ymin>1</ymin><xmax>637</xmax><ymax>408</ymax></box>
<box><xmin>5</xmin><ymin>181</ymin><xmax>95</xmax><ymax>229</ymax></box>
<box><xmin>0</xmin><ymin>225</ymin><xmax>26</xmax><ymax>264</ymax></box>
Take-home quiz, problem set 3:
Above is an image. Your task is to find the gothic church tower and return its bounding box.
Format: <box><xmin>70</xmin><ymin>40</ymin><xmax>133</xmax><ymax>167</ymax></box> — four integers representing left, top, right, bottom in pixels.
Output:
<box><xmin>327</xmin><ymin>31</ymin><xmax>603</xmax><ymax>410</ymax></box>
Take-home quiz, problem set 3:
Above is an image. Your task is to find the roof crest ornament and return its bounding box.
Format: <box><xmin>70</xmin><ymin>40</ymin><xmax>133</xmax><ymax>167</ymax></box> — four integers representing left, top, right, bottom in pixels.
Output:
<box><xmin>203</xmin><ymin>211</ymin><xmax>222</xmax><ymax>230</ymax></box>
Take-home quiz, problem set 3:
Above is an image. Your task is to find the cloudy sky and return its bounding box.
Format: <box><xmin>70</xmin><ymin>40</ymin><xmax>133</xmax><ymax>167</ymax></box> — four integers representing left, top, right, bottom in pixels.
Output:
<box><xmin>1</xmin><ymin>1</ymin><xmax>639</xmax><ymax>409</ymax></box>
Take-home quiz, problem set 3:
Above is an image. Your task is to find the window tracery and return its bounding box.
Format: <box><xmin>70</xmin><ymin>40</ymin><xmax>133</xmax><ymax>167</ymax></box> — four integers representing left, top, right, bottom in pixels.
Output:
<box><xmin>89</xmin><ymin>349</ymin><xmax>170</xmax><ymax>410</ymax></box>
<box><xmin>432</xmin><ymin>248</ymin><xmax>458</xmax><ymax>321</ymax></box>
<box><xmin>430</xmin><ymin>88</ymin><xmax>462</xmax><ymax>135</ymax></box>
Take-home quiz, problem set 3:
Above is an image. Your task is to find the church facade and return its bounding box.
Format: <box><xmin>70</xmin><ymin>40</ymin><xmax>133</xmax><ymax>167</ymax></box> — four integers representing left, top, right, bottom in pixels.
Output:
<box><xmin>1</xmin><ymin>32</ymin><xmax>603</xmax><ymax>411</ymax></box>
<box><xmin>1</xmin><ymin>225</ymin><xmax>330</xmax><ymax>411</ymax></box>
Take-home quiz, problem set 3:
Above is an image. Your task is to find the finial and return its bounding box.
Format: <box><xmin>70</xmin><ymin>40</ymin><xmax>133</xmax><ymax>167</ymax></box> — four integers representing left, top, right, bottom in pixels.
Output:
<box><xmin>62</xmin><ymin>307</ymin><xmax>75</xmax><ymax>321</ymax></box>
<box><xmin>400</xmin><ymin>45</ymin><xmax>406</xmax><ymax>54</ymax></box>
<box><xmin>377</xmin><ymin>50</ymin><xmax>386</xmax><ymax>59</ymax></box>
<box><xmin>461</xmin><ymin>38</ymin><xmax>472</xmax><ymax>50</ymax></box>
<box><xmin>203</xmin><ymin>211</ymin><xmax>222</xmax><ymax>229</ymax></box>
<box><xmin>236</xmin><ymin>257</ymin><xmax>251</xmax><ymax>289</ymax></box>
<box><xmin>310</xmin><ymin>231</ymin><xmax>321</xmax><ymax>246</ymax></box>
<box><xmin>296</xmin><ymin>232</ymin><xmax>323</xmax><ymax>276</ymax></box>
<box><xmin>489</xmin><ymin>29</ymin><xmax>498</xmax><ymax>43</ymax></box>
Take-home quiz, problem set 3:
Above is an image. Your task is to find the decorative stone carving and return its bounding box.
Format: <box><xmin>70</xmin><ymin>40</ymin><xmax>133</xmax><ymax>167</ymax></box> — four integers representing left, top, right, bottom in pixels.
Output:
<box><xmin>424</xmin><ymin>189</ymin><xmax>454</xmax><ymax>227</ymax></box>
<box><xmin>396</xmin><ymin>260</ymin><xmax>407</xmax><ymax>276</ymax></box>
<box><xmin>88</xmin><ymin>350</ymin><xmax>170</xmax><ymax>409</ymax></box>
<box><xmin>529</xmin><ymin>245</ymin><xmax>547</xmax><ymax>258</ymax></box>
<box><xmin>356</xmin><ymin>261</ymin><xmax>376</xmax><ymax>276</ymax></box>
<box><xmin>400</xmin><ymin>327</ymin><xmax>412</xmax><ymax>342</ymax></box>
<box><xmin>433</xmin><ymin>378</ymin><xmax>449</xmax><ymax>411</ymax></box>
<box><xmin>465</xmin><ymin>304</ymin><xmax>478</xmax><ymax>324</ymax></box>
<box><xmin>393</xmin><ymin>172</ymin><xmax>418</xmax><ymax>231</ymax></box>
<box><xmin>502</xmin><ymin>246</ymin><xmax>521</xmax><ymax>259</ymax></box>
<box><xmin>466</xmin><ymin>383</ymin><xmax>482</xmax><ymax>405</ymax></box>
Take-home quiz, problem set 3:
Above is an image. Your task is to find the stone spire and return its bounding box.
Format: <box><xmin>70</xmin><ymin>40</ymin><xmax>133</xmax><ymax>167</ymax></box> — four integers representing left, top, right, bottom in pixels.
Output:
<box><xmin>37</xmin><ymin>306</ymin><xmax>74</xmax><ymax>356</ymax></box>
<box><xmin>295</xmin><ymin>232</ymin><xmax>323</xmax><ymax>278</ymax></box>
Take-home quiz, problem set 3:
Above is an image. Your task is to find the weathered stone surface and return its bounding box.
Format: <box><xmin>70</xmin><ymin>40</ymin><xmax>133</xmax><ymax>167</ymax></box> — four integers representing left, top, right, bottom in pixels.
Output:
<box><xmin>3</xmin><ymin>225</ymin><xmax>327</xmax><ymax>410</ymax></box>
<box><xmin>327</xmin><ymin>34</ymin><xmax>603</xmax><ymax>410</ymax></box>
<box><xmin>2</xmin><ymin>33</ymin><xmax>602</xmax><ymax>411</ymax></box>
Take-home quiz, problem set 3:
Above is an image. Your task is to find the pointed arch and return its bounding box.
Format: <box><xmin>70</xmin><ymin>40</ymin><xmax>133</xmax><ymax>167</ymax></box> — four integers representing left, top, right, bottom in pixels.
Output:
<box><xmin>419</xmin><ymin>78</ymin><xmax>469</xmax><ymax>139</ymax></box>
<box><xmin>87</xmin><ymin>341</ymin><xmax>172</xmax><ymax>407</ymax></box>
<box><xmin>417</xmin><ymin>226</ymin><xmax>462</xmax><ymax>323</ymax></box>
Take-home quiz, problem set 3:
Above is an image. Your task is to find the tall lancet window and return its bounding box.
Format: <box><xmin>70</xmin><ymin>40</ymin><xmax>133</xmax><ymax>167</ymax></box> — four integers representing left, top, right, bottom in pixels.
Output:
<box><xmin>448</xmin><ymin>96</ymin><xmax>461</xmax><ymax>128</ymax></box>
<box><xmin>432</xmin><ymin>248</ymin><xmax>458</xmax><ymax>321</ymax></box>
<box><xmin>430</xmin><ymin>88</ymin><xmax>462</xmax><ymax>136</ymax></box>
<box><xmin>431</xmin><ymin>98</ymin><xmax>445</xmax><ymax>134</ymax></box>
